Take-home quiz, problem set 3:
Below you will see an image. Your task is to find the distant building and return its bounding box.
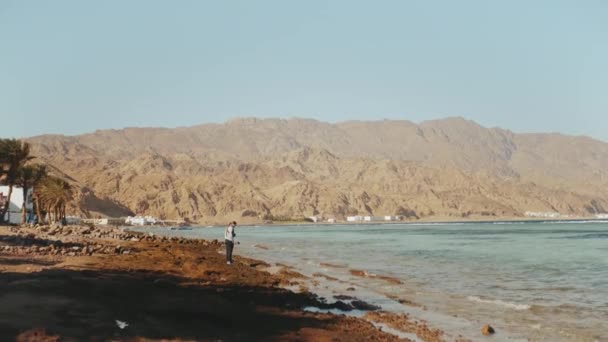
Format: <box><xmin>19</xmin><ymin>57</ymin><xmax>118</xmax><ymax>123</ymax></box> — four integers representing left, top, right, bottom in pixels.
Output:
<box><xmin>596</xmin><ymin>214</ymin><xmax>608</xmax><ymax>219</ymax></box>
<box><xmin>0</xmin><ymin>186</ymin><xmax>33</xmax><ymax>224</ymax></box>
<box><xmin>307</xmin><ymin>216</ymin><xmax>321</xmax><ymax>223</ymax></box>
<box><xmin>327</xmin><ymin>218</ymin><xmax>336</xmax><ymax>223</ymax></box>
<box><xmin>346</xmin><ymin>215</ymin><xmax>364</xmax><ymax>222</ymax></box>
<box><xmin>363</xmin><ymin>216</ymin><xmax>384</xmax><ymax>222</ymax></box>
<box><xmin>525</xmin><ymin>211</ymin><xmax>560</xmax><ymax>218</ymax></box>
<box><xmin>84</xmin><ymin>218</ymin><xmax>126</xmax><ymax>226</ymax></box>
<box><xmin>385</xmin><ymin>215</ymin><xmax>404</xmax><ymax>221</ymax></box>
<box><xmin>126</xmin><ymin>215</ymin><xmax>159</xmax><ymax>226</ymax></box>
<box><xmin>65</xmin><ymin>216</ymin><xmax>82</xmax><ymax>225</ymax></box>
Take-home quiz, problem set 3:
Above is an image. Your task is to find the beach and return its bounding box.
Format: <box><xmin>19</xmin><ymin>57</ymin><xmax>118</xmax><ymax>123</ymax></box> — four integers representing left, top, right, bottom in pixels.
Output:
<box><xmin>3</xmin><ymin>221</ymin><xmax>606</xmax><ymax>341</ymax></box>
<box><xmin>0</xmin><ymin>224</ymin><xmax>449</xmax><ymax>341</ymax></box>
<box><xmin>135</xmin><ymin>222</ymin><xmax>608</xmax><ymax>342</ymax></box>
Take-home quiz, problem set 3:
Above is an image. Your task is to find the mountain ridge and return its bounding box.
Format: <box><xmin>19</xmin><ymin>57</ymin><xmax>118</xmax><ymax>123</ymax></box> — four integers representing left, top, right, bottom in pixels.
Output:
<box><xmin>24</xmin><ymin>117</ymin><xmax>608</xmax><ymax>223</ymax></box>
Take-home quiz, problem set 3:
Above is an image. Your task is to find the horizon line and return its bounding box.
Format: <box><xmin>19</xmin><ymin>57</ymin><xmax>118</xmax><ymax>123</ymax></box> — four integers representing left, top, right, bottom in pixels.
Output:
<box><xmin>15</xmin><ymin>116</ymin><xmax>607</xmax><ymax>144</ymax></box>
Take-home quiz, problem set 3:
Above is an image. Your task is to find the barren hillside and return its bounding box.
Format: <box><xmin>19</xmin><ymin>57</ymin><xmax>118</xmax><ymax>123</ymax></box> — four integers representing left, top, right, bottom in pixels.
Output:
<box><xmin>25</xmin><ymin>118</ymin><xmax>608</xmax><ymax>223</ymax></box>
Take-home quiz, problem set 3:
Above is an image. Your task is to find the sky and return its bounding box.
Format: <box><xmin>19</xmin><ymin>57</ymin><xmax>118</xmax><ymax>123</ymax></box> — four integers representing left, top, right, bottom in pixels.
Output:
<box><xmin>1</xmin><ymin>0</ymin><xmax>607</xmax><ymax>141</ymax></box>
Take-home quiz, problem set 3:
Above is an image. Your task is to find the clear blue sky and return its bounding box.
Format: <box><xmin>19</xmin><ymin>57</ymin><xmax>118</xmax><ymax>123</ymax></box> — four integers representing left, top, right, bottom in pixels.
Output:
<box><xmin>1</xmin><ymin>0</ymin><xmax>607</xmax><ymax>141</ymax></box>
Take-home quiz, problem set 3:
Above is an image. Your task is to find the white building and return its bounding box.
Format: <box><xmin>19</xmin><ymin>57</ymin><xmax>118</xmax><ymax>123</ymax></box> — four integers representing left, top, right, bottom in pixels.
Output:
<box><xmin>363</xmin><ymin>216</ymin><xmax>384</xmax><ymax>222</ymax></box>
<box><xmin>0</xmin><ymin>186</ymin><xmax>33</xmax><ymax>224</ymax></box>
<box><xmin>308</xmin><ymin>216</ymin><xmax>321</xmax><ymax>223</ymax></box>
<box><xmin>125</xmin><ymin>215</ymin><xmax>159</xmax><ymax>226</ymax></box>
<box><xmin>327</xmin><ymin>218</ymin><xmax>336</xmax><ymax>223</ymax></box>
<box><xmin>65</xmin><ymin>216</ymin><xmax>82</xmax><ymax>225</ymax></box>
<box><xmin>84</xmin><ymin>218</ymin><xmax>126</xmax><ymax>226</ymax></box>
<box><xmin>525</xmin><ymin>211</ymin><xmax>560</xmax><ymax>218</ymax></box>
<box><xmin>596</xmin><ymin>214</ymin><xmax>608</xmax><ymax>219</ymax></box>
<box><xmin>346</xmin><ymin>215</ymin><xmax>364</xmax><ymax>222</ymax></box>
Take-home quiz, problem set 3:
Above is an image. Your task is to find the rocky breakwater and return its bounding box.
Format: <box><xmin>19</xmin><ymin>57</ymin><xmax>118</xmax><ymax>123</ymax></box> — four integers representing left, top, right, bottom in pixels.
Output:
<box><xmin>0</xmin><ymin>224</ymin><xmax>220</xmax><ymax>260</ymax></box>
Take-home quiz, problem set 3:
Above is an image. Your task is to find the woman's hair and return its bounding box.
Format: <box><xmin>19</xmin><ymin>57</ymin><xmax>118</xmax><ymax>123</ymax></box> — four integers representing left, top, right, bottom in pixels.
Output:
<box><xmin>232</xmin><ymin>221</ymin><xmax>237</xmax><ymax>226</ymax></box>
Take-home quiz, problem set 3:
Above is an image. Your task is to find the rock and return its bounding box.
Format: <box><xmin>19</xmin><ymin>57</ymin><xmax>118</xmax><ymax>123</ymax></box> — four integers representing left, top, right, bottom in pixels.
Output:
<box><xmin>346</xmin><ymin>287</ymin><xmax>356</xmax><ymax>291</ymax></box>
<box><xmin>481</xmin><ymin>324</ymin><xmax>495</xmax><ymax>336</ymax></box>
<box><xmin>334</xmin><ymin>295</ymin><xmax>355</xmax><ymax>301</ymax></box>
<box><xmin>349</xmin><ymin>269</ymin><xmax>367</xmax><ymax>277</ymax></box>
<box><xmin>329</xmin><ymin>300</ymin><xmax>354</xmax><ymax>311</ymax></box>
<box><xmin>351</xmin><ymin>300</ymin><xmax>381</xmax><ymax>311</ymax></box>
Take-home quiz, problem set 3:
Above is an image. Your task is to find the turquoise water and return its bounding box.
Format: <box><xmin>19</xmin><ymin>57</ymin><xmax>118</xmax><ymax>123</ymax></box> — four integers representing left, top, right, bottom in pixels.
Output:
<box><xmin>135</xmin><ymin>221</ymin><xmax>608</xmax><ymax>341</ymax></box>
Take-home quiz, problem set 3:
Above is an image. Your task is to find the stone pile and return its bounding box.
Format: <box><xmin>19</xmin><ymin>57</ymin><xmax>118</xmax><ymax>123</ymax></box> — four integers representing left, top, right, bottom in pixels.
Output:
<box><xmin>36</xmin><ymin>224</ymin><xmax>131</xmax><ymax>240</ymax></box>
<box><xmin>0</xmin><ymin>234</ymin><xmax>132</xmax><ymax>257</ymax></box>
<box><xmin>33</xmin><ymin>224</ymin><xmax>219</xmax><ymax>246</ymax></box>
<box><xmin>1</xmin><ymin>224</ymin><xmax>220</xmax><ymax>259</ymax></box>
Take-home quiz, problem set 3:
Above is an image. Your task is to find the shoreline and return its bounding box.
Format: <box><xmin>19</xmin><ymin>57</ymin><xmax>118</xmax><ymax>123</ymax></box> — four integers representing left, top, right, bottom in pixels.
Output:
<box><xmin>0</xmin><ymin>224</ymin><xmax>452</xmax><ymax>341</ymax></box>
<box><xmin>137</xmin><ymin>216</ymin><xmax>608</xmax><ymax>229</ymax></box>
<box><xmin>132</xmin><ymin>222</ymin><xmax>608</xmax><ymax>342</ymax></box>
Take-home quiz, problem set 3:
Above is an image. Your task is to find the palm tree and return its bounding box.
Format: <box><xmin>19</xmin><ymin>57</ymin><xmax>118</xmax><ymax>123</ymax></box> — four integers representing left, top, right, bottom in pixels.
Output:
<box><xmin>36</xmin><ymin>176</ymin><xmax>73</xmax><ymax>224</ymax></box>
<box><xmin>16</xmin><ymin>164</ymin><xmax>48</xmax><ymax>224</ymax></box>
<box><xmin>0</xmin><ymin>139</ymin><xmax>34</xmax><ymax>223</ymax></box>
<box><xmin>17</xmin><ymin>165</ymin><xmax>35</xmax><ymax>224</ymax></box>
<box><xmin>0</xmin><ymin>140</ymin><xmax>9</xmax><ymax>192</ymax></box>
<box><xmin>0</xmin><ymin>153</ymin><xmax>6</xmax><ymax>182</ymax></box>
<box><xmin>31</xmin><ymin>165</ymin><xmax>48</xmax><ymax>224</ymax></box>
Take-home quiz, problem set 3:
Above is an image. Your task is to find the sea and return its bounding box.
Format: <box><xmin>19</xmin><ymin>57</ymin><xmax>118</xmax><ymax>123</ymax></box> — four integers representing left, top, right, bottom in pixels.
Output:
<box><xmin>133</xmin><ymin>221</ymin><xmax>608</xmax><ymax>341</ymax></box>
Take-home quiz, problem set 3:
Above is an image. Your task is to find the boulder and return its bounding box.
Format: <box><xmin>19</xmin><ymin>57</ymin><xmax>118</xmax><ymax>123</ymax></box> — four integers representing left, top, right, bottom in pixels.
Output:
<box><xmin>351</xmin><ymin>300</ymin><xmax>381</xmax><ymax>311</ymax></box>
<box><xmin>481</xmin><ymin>324</ymin><xmax>495</xmax><ymax>336</ymax></box>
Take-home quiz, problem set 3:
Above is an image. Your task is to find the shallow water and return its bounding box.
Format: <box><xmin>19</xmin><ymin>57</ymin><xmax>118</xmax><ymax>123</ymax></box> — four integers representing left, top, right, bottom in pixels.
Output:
<box><xmin>134</xmin><ymin>221</ymin><xmax>608</xmax><ymax>341</ymax></box>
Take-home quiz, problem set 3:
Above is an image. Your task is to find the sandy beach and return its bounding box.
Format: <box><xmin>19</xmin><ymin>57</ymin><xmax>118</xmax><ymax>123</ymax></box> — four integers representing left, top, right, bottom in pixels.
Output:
<box><xmin>0</xmin><ymin>224</ymin><xmax>453</xmax><ymax>342</ymax></box>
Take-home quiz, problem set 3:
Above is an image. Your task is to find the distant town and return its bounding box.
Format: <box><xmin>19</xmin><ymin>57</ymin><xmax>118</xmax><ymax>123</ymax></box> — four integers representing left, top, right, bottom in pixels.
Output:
<box><xmin>3</xmin><ymin>185</ymin><xmax>608</xmax><ymax>226</ymax></box>
<box><xmin>0</xmin><ymin>184</ymin><xmax>187</xmax><ymax>226</ymax></box>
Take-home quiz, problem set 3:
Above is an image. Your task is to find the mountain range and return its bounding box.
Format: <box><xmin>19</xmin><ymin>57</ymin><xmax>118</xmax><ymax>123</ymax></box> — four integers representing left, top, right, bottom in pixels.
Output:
<box><xmin>25</xmin><ymin>117</ymin><xmax>608</xmax><ymax>224</ymax></box>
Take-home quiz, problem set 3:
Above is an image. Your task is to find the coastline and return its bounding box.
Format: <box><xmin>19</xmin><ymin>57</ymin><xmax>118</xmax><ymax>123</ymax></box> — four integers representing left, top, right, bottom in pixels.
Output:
<box><xmin>0</xmin><ymin>224</ymin><xmax>448</xmax><ymax>341</ymax></box>
<box><xmin>133</xmin><ymin>221</ymin><xmax>608</xmax><ymax>342</ymax></box>
<box><xmin>5</xmin><ymin>221</ymin><xmax>603</xmax><ymax>341</ymax></box>
<box><xmin>161</xmin><ymin>215</ymin><xmax>608</xmax><ymax>229</ymax></box>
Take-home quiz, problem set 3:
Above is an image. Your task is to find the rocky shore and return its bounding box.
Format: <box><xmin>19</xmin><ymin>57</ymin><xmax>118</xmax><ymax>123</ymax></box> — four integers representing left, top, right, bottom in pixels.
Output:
<box><xmin>0</xmin><ymin>223</ymin><xmax>461</xmax><ymax>341</ymax></box>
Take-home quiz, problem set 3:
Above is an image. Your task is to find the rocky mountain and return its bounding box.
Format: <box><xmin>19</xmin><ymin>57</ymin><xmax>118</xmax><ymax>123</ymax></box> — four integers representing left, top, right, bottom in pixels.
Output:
<box><xmin>25</xmin><ymin>117</ymin><xmax>608</xmax><ymax>223</ymax></box>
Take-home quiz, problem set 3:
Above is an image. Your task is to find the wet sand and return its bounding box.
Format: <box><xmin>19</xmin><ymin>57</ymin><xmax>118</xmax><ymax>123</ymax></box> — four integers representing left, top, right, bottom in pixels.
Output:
<box><xmin>0</xmin><ymin>224</ymin><xmax>416</xmax><ymax>341</ymax></box>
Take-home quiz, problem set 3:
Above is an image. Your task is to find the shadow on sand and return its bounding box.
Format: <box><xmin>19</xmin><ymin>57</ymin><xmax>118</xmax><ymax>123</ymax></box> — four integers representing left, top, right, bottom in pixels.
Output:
<box><xmin>0</xmin><ymin>234</ymin><xmax>86</xmax><ymax>249</ymax></box>
<box><xmin>0</xmin><ymin>256</ymin><xmax>59</xmax><ymax>266</ymax></box>
<box><xmin>0</xmin><ymin>268</ymin><xmax>340</xmax><ymax>341</ymax></box>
